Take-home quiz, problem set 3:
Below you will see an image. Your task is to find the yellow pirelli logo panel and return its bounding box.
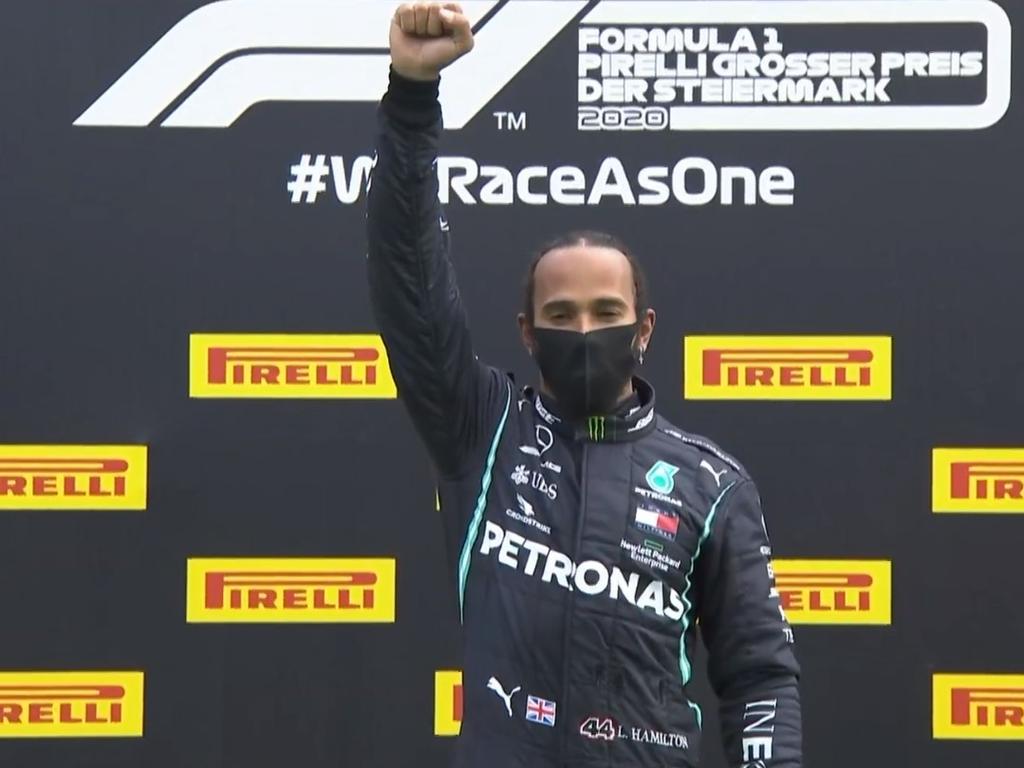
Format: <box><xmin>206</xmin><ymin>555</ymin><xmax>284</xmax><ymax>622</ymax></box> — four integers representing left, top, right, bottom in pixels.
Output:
<box><xmin>934</xmin><ymin>674</ymin><xmax>1024</xmax><ymax>740</ymax></box>
<box><xmin>0</xmin><ymin>445</ymin><xmax>147</xmax><ymax>510</ymax></box>
<box><xmin>189</xmin><ymin>334</ymin><xmax>397</xmax><ymax>398</ymax></box>
<box><xmin>684</xmin><ymin>336</ymin><xmax>891</xmax><ymax>400</ymax></box>
<box><xmin>434</xmin><ymin>670</ymin><xmax>462</xmax><ymax>737</ymax></box>
<box><xmin>0</xmin><ymin>671</ymin><xmax>144</xmax><ymax>738</ymax></box>
<box><xmin>774</xmin><ymin>560</ymin><xmax>891</xmax><ymax>625</ymax></box>
<box><xmin>186</xmin><ymin>558</ymin><xmax>396</xmax><ymax>623</ymax></box>
<box><xmin>932</xmin><ymin>448</ymin><xmax>1024</xmax><ymax>513</ymax></box>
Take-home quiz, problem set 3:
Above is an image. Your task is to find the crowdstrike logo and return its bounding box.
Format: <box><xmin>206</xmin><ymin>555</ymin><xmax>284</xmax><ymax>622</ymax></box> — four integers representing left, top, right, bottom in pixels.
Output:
<box><xmin>516</xmin><ymin>494</ymin><xmax>534</xmax><ymax>517</ymax></box>
<box><xmin>506</xmin><ymin>493</ymin><xmax>551</xmax><ymax>535</ymax></box>
<box><xmin>479</xmin><ymin>520</ymin><xmax>685</xmax><ymax>622</ymax></box>
<box><xmin>76</xmin><ymin>0</ymin><xmax>1010</xmax><ymax>131</ymax></box>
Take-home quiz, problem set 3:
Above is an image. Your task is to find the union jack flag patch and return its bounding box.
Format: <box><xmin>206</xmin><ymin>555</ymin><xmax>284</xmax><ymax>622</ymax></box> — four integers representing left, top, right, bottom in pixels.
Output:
<box><xmin>525</xmin><ymin>695</ymin><xmax>556</xmax><ymax>727</ymax></box>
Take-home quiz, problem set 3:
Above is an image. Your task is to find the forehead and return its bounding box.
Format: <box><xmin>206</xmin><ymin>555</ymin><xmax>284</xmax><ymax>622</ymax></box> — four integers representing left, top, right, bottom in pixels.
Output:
<box><xmin>533</xmin><ymin>245</ymin><xmax>634</xmax><ymax>304</ymax></box>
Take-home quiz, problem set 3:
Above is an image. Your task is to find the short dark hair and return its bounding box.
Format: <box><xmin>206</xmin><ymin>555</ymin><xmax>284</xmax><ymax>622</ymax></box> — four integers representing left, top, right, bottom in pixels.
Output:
<box><xmin>523</xmin><ymin>230</ymin><xmax>649</xmax><ymax>325</ymax></box>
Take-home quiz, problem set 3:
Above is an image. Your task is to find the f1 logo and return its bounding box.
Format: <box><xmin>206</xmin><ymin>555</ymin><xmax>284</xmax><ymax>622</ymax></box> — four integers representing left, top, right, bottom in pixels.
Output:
<box><xmin>74</xmin><ymin>0</ymin><xmax>587</xmax><ymax>128</ymax></box>
<box><xmin>76</xmin><ymin>1</ymin><xmax>1011</xmax><ymax>131</ymax></box>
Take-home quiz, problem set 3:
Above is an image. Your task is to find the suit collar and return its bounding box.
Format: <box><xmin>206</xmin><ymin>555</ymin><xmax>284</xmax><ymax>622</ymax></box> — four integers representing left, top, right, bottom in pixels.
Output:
<box><xmin>528</xmin><ymin>376</ymin><xmax>657</xmax><ymax>443</ymax></box>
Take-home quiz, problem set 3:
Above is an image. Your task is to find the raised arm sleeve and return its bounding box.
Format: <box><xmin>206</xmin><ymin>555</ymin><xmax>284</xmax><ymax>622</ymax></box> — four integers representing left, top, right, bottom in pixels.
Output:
<box><xmin>366</xmin><ymin>69</ymin><xmax>505</xmax><ymax>476</ymax></box>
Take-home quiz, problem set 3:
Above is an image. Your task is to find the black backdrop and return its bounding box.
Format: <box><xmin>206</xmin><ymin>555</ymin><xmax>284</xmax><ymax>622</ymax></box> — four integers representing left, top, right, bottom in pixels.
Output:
<box><xmin>1</xmin><ymin>1</ymin><xmax>1021</xmax><ymax>766</ymax></box>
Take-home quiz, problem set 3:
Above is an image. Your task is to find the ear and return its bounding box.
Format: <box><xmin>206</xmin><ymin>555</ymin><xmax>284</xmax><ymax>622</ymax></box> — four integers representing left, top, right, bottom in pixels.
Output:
<box><xmin>637</xmin><ymin>308</ymin><xmax>655</xmax><ymax>354</ymax></box>
<box><xmin>517</xmin><ymin>312</ymin><xmax>534</xmax><ymax>356</ymax></box>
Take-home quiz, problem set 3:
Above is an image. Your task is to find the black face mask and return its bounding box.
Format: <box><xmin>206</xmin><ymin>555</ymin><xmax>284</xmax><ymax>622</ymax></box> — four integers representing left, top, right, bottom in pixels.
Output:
<box><xmin>531</xmin><ymin>323</ymin><xmax>641</xmax><ymax>421</ymax></box>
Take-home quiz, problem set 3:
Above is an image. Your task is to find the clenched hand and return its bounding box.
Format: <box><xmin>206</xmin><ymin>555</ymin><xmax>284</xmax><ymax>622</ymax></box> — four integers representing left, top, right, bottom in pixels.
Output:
<box><xmin>390</xmin><ymin>2</ymin><xmax>475</xmax><ymax>81</ymax></box>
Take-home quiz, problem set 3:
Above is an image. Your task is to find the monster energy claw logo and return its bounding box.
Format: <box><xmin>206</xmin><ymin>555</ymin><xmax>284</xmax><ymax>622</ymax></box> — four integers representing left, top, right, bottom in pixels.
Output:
<box><xmin>646</xmin><ymin>461</ymin><xmax>680</xmax><ymax>495</ymax></box>
<box><xmin>587</xmin><ymin>417</ymin><xmax>606</xmax><ymax>441</ymax></box>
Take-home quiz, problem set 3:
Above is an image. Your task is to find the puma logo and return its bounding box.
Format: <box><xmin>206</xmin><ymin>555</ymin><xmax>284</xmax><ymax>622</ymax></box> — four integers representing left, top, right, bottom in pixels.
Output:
<box><xmin>487</xmin><ymin>676</ymin><xmax>521</xmax><ymax>718</ymax></box>
<box><xmin>700</xmin><ymin>459</ymin><xmax>728</xmax><ymax>487</ymax></box>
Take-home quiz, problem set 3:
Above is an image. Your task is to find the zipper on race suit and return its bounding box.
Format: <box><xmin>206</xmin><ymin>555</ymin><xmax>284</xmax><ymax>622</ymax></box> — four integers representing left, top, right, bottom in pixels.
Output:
<box><xmin>559</xmin><ymin>441</ymin><xmax>589</xmax><ymax>761</ymax></box>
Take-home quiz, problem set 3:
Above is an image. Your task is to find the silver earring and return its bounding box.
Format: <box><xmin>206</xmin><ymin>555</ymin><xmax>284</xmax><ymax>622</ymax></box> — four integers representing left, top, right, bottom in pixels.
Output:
<box><xmin>639</xmin><ymin>347</ymin><xmax>645</xmax><ymax>365</ymax></box>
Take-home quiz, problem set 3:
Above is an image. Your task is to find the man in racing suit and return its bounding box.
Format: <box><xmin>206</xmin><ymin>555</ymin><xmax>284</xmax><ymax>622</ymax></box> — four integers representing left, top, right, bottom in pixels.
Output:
<box><xmin>365</xmin><ymin>4</ymin><xmax>802</xmax><ymax>767</ymax></box>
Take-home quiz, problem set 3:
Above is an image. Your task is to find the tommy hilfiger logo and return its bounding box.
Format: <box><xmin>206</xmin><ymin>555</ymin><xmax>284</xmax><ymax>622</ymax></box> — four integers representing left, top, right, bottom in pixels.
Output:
<box><xmin>634</xmin><ymin>507</ymin><xmax>679</xmax><ymax>541</ymax></box>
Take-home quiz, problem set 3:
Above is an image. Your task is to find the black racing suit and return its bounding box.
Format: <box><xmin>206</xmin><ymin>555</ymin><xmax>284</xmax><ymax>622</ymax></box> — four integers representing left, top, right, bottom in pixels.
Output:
<box><xmin>366</xmin><ymin>69</ymin><xmax>802</xmax><ymax>768</ymax></box>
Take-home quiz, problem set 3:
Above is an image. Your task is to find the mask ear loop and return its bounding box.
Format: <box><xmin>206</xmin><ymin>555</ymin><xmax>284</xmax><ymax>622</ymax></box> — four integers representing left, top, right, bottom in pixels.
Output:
<box><xmin>632</xmin><ymin>327</ymin><xmax>646</xmax><ymax>366</ymax></box>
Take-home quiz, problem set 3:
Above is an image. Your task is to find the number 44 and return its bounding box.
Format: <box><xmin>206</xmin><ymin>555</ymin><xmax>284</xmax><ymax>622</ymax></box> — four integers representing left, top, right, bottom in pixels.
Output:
<box><xmin>579</xmin><ymin>716</ymin><xmax>617</xmax><ymax>740</ymax></box>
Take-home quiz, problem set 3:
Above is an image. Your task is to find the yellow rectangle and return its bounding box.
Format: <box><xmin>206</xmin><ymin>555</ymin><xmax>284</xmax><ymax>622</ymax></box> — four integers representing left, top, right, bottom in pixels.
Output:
<box><xmin>186</xmin><ymin>557</ymin><xmax>396</xmax><ymax>623</ymax></box>
<box><xmin>189</xmin><ymin>334</ymin><xmax>397</xmax><ymax>399</ymax></box>
<box><xmin>434</xmin><ymin>670</ymin><xmax>462</xmax><ymax>736</ymax></box>
<box><xmin>683</xmin><ymin>336</ymin><xmax>892</xmax><ymax>400</ymax></box>
<box><xmin>0</xmin><ymin>671</ymin><xmax>144</xmax><ymax>738</ymax></box>
<box><xmin>773</xmin><ymin>559</ymin><xmax>891</xmax><ymax>625</ymax></box>
<box><xmin>932</xmin><ymin>448</ymin><xmax>1024</xmax><ymax>514</ymax></box>
<box><xmin>934</xmin><ymin>674</ymin><xmax>1024</xmax><ymax>740</ymax></box>
<box><xmin>0</xmin><ymin>445</ymin><xmax>147</xmax><ymax>510</ymax></box>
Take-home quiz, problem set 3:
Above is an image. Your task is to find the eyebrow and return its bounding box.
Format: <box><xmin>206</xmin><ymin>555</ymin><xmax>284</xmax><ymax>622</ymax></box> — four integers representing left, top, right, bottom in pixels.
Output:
<box><xmin>541</xmin><ymin>297</ymin><xmax>629</xmax><ymax>314</ymax></box>
<box><xmin>592</xmin><ymin>297</ymin><xmax>629</xmax><ymax>310</ymax></box>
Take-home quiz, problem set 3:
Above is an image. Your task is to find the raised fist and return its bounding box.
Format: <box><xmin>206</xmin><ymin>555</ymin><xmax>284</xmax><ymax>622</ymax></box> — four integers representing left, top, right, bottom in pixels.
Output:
<box><xmin>390</xmin><ymin>2</ymin><xmax>474</xmax><ymax>81</ymax></box>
